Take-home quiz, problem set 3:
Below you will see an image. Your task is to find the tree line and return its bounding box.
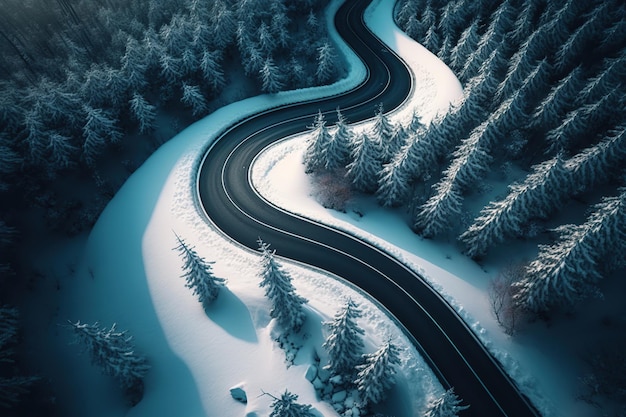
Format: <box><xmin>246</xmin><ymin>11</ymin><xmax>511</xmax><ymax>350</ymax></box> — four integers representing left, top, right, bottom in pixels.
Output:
<box><xmin>304</xmin><ymin>0</ymin><xmax>625</xmax><ymax>316</ymax></box>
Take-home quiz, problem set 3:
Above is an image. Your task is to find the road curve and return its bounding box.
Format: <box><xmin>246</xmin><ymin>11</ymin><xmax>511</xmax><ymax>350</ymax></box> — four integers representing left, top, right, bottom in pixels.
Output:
<box><xmin>197</xmin><ymin>1</ymin><xmax>539</xmax><ymax>416</ymax></box>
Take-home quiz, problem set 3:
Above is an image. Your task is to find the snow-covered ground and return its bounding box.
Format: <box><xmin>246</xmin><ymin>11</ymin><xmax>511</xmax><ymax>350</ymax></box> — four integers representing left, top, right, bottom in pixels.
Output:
<box><xmin>20</xmin><ymin>0</ymin><xmax>603</xmax><ymax>416</ymax></box>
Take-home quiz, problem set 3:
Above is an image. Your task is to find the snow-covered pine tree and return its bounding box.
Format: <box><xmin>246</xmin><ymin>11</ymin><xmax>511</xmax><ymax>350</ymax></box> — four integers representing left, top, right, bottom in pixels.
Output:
<box><xmin>159</xmin><ymin>52</ymin><xmax>183</xmax><ymax>91</ymax></box>
<box><xmin>423</xmin><ymin>23</ymin><xmax>441</xmax><ymax>53</ymax></box>
<box><xmin>260</xmin><ymin>57</ymin><xmax>284</xmax><ymax>94</ymax></box>
<box><xmin>199</xmin><ymin>50</ymin><xmax>225</xmax><ymax>93</ymax></box>
<box><xmin>322</xmin><ymin>298</ymin><xmax>365</xmax><ymax>378</ymax></box>
<box><xmin>388</xmin><ymin>123</ymin><xmax>409</xmax><ymax>162</ymax></box>
<box><xmin>354</xmin><ymin>340</ymin><xmax>401</xmax><ymax>406</ymax></box>
<box><xmin>414</xmin><ymin>180</ymin><xmax>463</xmax><ymax>238</ymax></box>
<box><xmin>121</xmin><ymin>36</ymin><xmax>148</xmax><ymax>92</ymax></box>
<box><xmin>395</xmin><ymin>0</ymin><xmax>421</xmax><ymax>30</ymax></box>
<box><xmin>370</xmin><ymin>103</ymin><xmax>395</xmax><ymax>163</ymax></box>
<box><xmin>258</xmin><ymin>239</ymin><xmax>308</xmax><ymax>333</ymax></box>
<box><xmin>514</xmin><ymin>188</ymin><xmax>626</xmax><ymax>312</ymax></box>
<box><xmin>425</xmin><ymin>388</ymin><xmax>470</xmax><ymax>417</ymax></box>
<box><xmin>565</xmin><ymin>125</ymin><xmax>626</xmax><ymax>193</ymax></box>
<box><xmin>257</xmin><ymin>21</ymin><xmax>276</xmax><ymax>56</ymax></box>
<box><xmin>181</xmin><ymin>83</ymin><xmax>208</xmax><ymax>117</ymax></box>
<box><xmin>68</xmin><ymin>321</ymin><xmax>150</xmax><ymax>403</ymax></box>
<box><xmin>460</xmin><ymin>154</ymin><xmax>570</xmax><ymax>257</ymax></box>
<box><xmin>578</xmin><ymin>56</ymin><xmax>624</xmax><ymax>107</ymax></box>
<box><xmin>47</xmin><ymin>132</ymin><xmax>78</xmax><ymax>170</ymax></box>
<box><xmin>211</xmin><ymin>1</ymin><xmax>236</xmax><ymax>49</ymax></box>
<box><xmin>174</xmin><ymin>233</ymin><xmax>226</xmax><ymax>305</ymax></box>
<box><xmin>377</xmin><ymin>156</ymin><xmax>412</xmax><ymax>208</ymax></box>
<box><xmin>304</xmin><ymin>111</ymin><xmax>332</xmax><ymax>173</ymax></box>
<box><xmin>531</xmin><ymin>66</ymin><xmax>586</xmax><ymax>131</ymax></box>
<box><xmin>129</xmin><ymin>93</ymin><xmax>156</xmax><ymax>134</ymax></box>
<box><xmin>449</xmin><ymin>20</ymin><xmax>480</xmax><ymax>73</ymax></box>
<box><xmin>268</xmin><ymin>390</ymin><xmax>315</xmax><ymax>417</ymax></box>
<box><xmin>346</xmin><ymin>131</ymin><xmax>382</xmax><ymax>194</ymax></box>
<box><xmin>324</xmin><ymin>108</ymin><xmax>353</xmax><ymax>170</ymax></box>
<box><xmin>82</xmin><ymin>105</ymin><xmax>122</xmax><ymax>166</ymax></box>
<box><xmin>315</xmin><ymin>41</ymin><xmax>336</xmax><ymax>84</ymax></box>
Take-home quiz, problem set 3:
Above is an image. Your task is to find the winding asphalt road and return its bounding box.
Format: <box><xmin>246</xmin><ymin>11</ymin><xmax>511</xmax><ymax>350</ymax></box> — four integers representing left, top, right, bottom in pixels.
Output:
<box><xmin>197</xmin><ymin>1</ymin><xmax>539</xmax><ymax>416</ymax></box>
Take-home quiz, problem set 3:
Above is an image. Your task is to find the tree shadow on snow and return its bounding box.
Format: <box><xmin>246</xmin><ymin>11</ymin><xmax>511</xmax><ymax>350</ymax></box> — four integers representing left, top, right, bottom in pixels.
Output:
<box><xmin>204</xmin><ymin>288</ymin><xmax>258</xmax><ymax>343</ymax></box>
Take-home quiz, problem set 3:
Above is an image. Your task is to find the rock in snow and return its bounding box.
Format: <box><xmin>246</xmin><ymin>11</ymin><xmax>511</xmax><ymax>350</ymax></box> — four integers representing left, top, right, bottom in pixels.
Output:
<box><xmin>230</xmin><ymin>386</ymin><xmax>247</xmax><ymax>404</ymax></box>
<box><xmin>305</xmin><ymin>364</ymin><xmax>318</xmax><ymax>382</ymax></box>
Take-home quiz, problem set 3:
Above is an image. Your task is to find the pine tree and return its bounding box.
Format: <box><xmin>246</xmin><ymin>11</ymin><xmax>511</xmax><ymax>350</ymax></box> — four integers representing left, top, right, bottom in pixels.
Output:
<box><xmin>460</xmin><ymin>155</ymin><xmax>570</xmax><ymax>257</ymax></box>
<box><xmin>315</xmin><ymin>41</ymin><xmax>336</xmax><ymax>84</ymax></box>
<box><xmin>181</xmin><ymin>83</ymin><xmax>208</xmax><ymax>117</ymax></box>
<box><xmin>531</xmin><ymin>66</ymin><xmax>586</xmax><ymax>131</ymax></box>
<box><xmin>565</xmin><ymin>125</ymin><xmax>626</xmax><ymax>193</ymax></box>
<box><xmin>47</xmin><ymin>132</ymin><xmax>78</xmax><ymax>170</ymax></box>
<box><xmin>129</xmin><ymin>93</ymin><xmax>156</xmax><ymax>134</ymax></box>
<box><xmin>370</xmin><ymin>103</ymin><xmax>395</xmax><ymax>163</ymax></box>
<box><xmin>514</xmin><ymin>189</ymin><xmax>626</xmax><ymax>312</ymax></box>
<box><xmin>325</xmin><ymin>108</ymin><xmax>353</xmax><ymax>170</ymax></box>
<box><xmin>174</xmin><ymin>233</ymin><xmax>226</xmax><ymax>305</ymax></box>
<box><xmin>346</xmin><ymin>131</ymin><xmax>382</xmax><ymax>193</ymax></box>
<box><xmin>268</xmin><ymin>390</ymin><xmax>315</xmax><ymax>417</ymax></box>
<box><xmin>354</xmin><ymin>340</ymin><xmax>401</xmax><ymax>406</ymax></box>
<box><xmin>425</xmin><ymin>388</ymin><xmax>470</xmax><ymax>417</ymax></box>
<box><xmin>258</xmin><ymin>239</ymin><xmax>308</xmax><ymax>333</ymax></box>
<box><xmin>449</xmin><ymin>20</ymin><xmax>480</xmax><ymax>73</ymax></box>
<box><xmin>121</xmin><ymin>36</ymin><xmax>148</xmax><ymax>92</ymax></box>
<box><xmin>82</xmin><ymin>105</ymin><xmax>122</xmax><ymax>166</ymax></box>
<box><xmin>304</xmin><ymin>111</ymin><xmax>332</xmax><ymax>173</ymax></box>
<box><xmin>414</xmin><ymin>181</ymin><xmax>463</xmax><ymax>238</ymax></box>
<box><xmin>377</xmin><ymin>157</ymin><xmax>412</xmax><ymax>208</ymax></box>
<box><xmin>322</xmin><ymin>298</ymin><xmax>365</xmax><ymax>377</ymax></box>
<box><xmin>260</xmin><ymin>57</ymin><xmax>284</xmax><ymax>94</ymax></box>
<box><xmin>68</xmin><ymin>321</ymin><xmax>150</xmax><ymax>401</ymax></box>
<box><xmin>200</xmin><ymin>50</ymin><xmax>226</xmax><ymax>93</ymax></box>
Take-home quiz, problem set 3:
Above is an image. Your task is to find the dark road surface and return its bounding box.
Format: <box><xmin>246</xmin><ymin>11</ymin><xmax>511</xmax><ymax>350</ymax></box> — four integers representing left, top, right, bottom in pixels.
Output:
<box><xmin>197</xmin><ymin>1</ymin><xmax>539</xmax><ymax>415</ymax></box>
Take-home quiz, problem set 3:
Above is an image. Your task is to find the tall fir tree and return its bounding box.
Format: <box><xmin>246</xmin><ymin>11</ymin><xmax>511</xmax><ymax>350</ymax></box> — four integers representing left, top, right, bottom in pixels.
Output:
<box><xmin>370</xmin><ymin>103</ymin><xmax>396</xmax><ymax>163</ymax></box>
<box><xmin>354</xmin><ymin>340</ymin><xmax>401</xmax><ymax>407</ymax></box>
<box><xmin>304</xmin><ymin>111</ymin><xmax>332</xmax><ymax>173</ymax></box>
<box><xmin>325</xmin><ymin>108</ymin><xmax>354</xmax><ymax>170</ymax></box>
<box><xmin>322</xmin><ymin>298</ymin><xmax>365</xmax><ymax>377</ymax></box>
<box><xmin>260</xmin><ymin>57</ymin><xmax>284</xmax><ymax>94</ymax></box>
<box><xmin>68</xmin><ymin>321</ymin><xmax>150</xmax><ymax>402</ymax></box>
<box><xmin>346</xmin><ymin>131</ymin><xmax>382</xmax><ymax>193</ymax></box>
<box><xmin>460</xmin><ymin>154</ymin><xmax>570</xmax><ymax>257</ymax></box>
<box><xmin>514</xmin><ymin>189</ymin><xmax>626</xmax><ymax>312</ymax></box>
<box><xmin>258</xmin><ymin>239</ymin><xmax>308</xmax><ymax>333</ymax></box>
<box><xmin>174</xmin><ymin>233</ymin><xmax>226</xmax><ymax>305</ymax></box>
<box><xmin>129</xmin><ymin>93</ymin><xmax>156</xmax><ymax>134</ymax></box>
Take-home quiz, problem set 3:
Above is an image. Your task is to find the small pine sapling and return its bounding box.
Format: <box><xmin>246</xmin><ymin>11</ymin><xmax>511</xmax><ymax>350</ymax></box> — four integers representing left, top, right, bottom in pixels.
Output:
<box><xmin>425</xmin><ymin>388</ymin><xmax>470</xmax><ymax>417</ymax></box>
<box><xmin>68</xmin><ymin>321</ymin><xmax>150</xmax><ymax>405</ymax></box>
<box><xmin>354</xmin><ymin>340</ymin><xmax>401</xmax><ymax>407</ymax></box>
<box><xmin>174</xmin><ymin>232</ymin><xmax>226</xmax><ymax>306</ymax></box>
<box><xmin>266</xmin><ymin>390</ymin><xmax>316</xmax><ymax>417</ymax></box>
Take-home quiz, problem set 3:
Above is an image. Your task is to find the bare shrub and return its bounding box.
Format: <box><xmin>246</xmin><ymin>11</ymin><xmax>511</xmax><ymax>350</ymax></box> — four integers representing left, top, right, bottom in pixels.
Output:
<box><xmin>311</xmin><ymin>168</ymin><xmax>352</xmax><ymax>212</ymax></box>
<box><xmin>489</xmin><ymin>263</ymin><xmax>527</xmax><ymax>335</ymax></box>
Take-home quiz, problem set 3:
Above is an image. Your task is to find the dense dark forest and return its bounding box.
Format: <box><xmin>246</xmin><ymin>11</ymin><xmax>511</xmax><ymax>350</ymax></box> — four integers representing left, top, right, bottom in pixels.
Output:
<box><xmin>0</xmin><ymin>0</ymin><xmax>341</xmax><ymax>411</ymax></box>
<box><xmin>0</xmin><ymin>0</ymin><xmax>338</xmax><ymax>279</ymax></box>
